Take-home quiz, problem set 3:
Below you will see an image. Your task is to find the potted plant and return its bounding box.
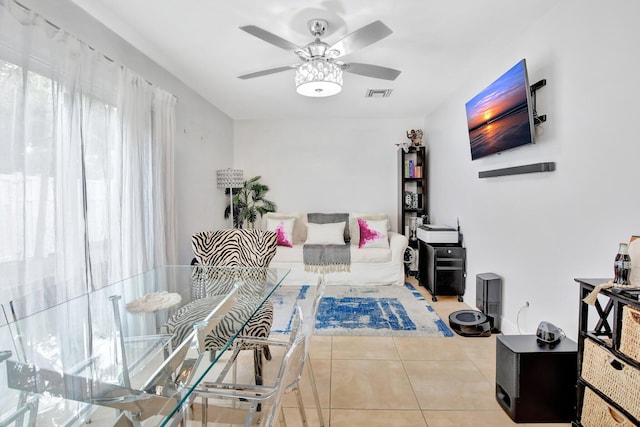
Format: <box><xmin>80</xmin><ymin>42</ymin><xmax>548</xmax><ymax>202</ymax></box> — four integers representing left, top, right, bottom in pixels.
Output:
<box><xmin>224</xmin><ymin>176</ymin><xmax>276</xmax><ymax>229</ymax></box>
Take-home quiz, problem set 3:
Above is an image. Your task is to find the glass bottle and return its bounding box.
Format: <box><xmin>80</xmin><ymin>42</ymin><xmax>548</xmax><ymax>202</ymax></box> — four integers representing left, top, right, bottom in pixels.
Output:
<box><xmin>613</xmin><ymin>243</ymin><xmax>632</xmax><ymax>285</ymax></box>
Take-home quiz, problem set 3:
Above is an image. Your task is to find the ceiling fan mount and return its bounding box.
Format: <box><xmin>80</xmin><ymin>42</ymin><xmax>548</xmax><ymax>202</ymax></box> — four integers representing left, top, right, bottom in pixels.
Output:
<box><xmin>308</xmin><ymin>19</ymin><xmax>328</xmax><ymax>38</ymax></box>
<box><xmin>294</xmin><ymin>19</ymin><xmax>340</xmax><ymax>61</ymax></box>
<box><xmin>238</xmin><ymin>17</ymin><xmax>401</xmax><ymax>96</ymax></box>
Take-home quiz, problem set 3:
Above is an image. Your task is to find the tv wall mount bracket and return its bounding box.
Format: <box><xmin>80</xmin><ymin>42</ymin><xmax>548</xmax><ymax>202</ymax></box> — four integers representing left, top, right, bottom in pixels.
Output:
<box><xmin>530</xmin><ymin>79</ymin><xmax>547</xmax><ymax>126</ymax></box>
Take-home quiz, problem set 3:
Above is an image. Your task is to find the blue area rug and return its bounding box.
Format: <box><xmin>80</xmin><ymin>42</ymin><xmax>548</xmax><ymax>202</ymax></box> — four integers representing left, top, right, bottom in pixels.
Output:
<box><xmin>271</xmin><ymin>283</ymin><xmax>453</xmax><ymax>337</ymax></box>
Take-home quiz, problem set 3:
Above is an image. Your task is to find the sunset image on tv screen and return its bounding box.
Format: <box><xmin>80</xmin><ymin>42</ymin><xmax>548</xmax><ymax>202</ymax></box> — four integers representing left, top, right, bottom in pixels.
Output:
<box><xmin>465</xmin><ymin>60</ymin><xmax>533</xmax><ymax>160</ymax></box>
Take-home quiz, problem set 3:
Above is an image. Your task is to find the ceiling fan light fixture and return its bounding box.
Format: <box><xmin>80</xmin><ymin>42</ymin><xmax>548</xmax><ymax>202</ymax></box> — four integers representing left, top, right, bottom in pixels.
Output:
<box><xmin>295</xmin><ymin>60</ymin><xmax>343</xmax><ymax>97</ymax></box>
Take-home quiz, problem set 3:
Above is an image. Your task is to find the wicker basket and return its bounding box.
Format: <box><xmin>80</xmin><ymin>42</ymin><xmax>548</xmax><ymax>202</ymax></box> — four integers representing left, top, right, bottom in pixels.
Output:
<box><xmin>620</xmin><ymin>305</ymin><xmax>640</xmax><ymax>363</ymax></box>
<box><xmin>581</xmin><ymin>387</ymin><xmax>634</xmax><ymax>426</ymax></box>
<box><xmin>582</xmin><ymin>339</ymin><xmax>640</xmax><ymax>420</ymax></box>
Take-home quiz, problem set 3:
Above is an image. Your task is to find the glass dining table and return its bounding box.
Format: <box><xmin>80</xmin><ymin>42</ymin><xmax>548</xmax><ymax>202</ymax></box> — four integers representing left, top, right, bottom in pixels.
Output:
<box><xmin>0</xmin><ymin>265</ymin><xmax>290</xmax><ymax>426</ymax></box>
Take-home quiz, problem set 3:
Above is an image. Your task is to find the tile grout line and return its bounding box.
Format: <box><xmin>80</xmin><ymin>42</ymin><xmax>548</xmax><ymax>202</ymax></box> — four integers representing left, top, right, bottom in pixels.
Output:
<box><xmin>395</xmin><ymin>336</ymin><xmax>429</xmax><ymax>426</ymax></box>
<box><xmin>328</xmin><ymin>335</ymin><xmax>332</xmax><ymax>424</ymax></box>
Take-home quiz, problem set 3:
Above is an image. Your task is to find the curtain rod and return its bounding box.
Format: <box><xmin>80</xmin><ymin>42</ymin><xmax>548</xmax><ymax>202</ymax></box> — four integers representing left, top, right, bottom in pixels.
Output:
<box><xmin>12</xmin><ymin>0</ymin><xmax>178</xmax><ymax>100</ymax></box>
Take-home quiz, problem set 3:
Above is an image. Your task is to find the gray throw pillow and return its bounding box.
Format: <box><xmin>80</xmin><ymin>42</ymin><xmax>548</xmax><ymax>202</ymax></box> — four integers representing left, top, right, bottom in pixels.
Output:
<box><xmin>307</xmin><ymin>213</ymin><xmax>350</xmax><ymax>243</ymax></box>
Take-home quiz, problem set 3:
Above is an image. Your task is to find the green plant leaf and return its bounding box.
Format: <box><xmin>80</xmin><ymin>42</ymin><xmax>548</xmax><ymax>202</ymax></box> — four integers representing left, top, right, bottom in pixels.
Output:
<box><xmin>222</xmin><ymin>175</ymin><xmax>276</xmax><ymax>227</ymax></box>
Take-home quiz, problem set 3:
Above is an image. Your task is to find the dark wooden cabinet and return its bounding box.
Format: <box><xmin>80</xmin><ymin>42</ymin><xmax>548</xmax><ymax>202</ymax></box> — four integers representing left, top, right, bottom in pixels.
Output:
<box><xmin>397</xmin><ymin>146</ymin><xmax>427</xmax><ymax>237</ymax></box>
<box><xmin>573</xmin><ymin>278</ymin><xmax>640</xmax><ymax>426</ymax></box>
<box><xmin>418</xmin><ymin>242</ymin><xmax>465</xmax><ymax>301</ymax></box>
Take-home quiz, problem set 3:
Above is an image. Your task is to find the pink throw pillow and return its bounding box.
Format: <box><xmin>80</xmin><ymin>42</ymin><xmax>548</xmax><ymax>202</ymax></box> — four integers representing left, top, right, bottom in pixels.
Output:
<box><xmin>267</xmin><ymin>218</ymin><xmax>294</xmax><ymax>247</ymax></box>
<box><xmin>357</xmin><ymin>218</ymin><xmax>389</xmax><ymax>249</ymax></box>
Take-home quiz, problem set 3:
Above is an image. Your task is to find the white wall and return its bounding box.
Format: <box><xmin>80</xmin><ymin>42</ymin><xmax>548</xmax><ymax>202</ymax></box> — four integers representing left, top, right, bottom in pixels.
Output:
<box><xmin>426</xmin><ymin>0</ymin><xmax>640</xmax><ymax>340</ymax></box>
<box><xmin>24</xmin><ymin>0</ymin><xmax>235</xmax><ymax>263</ymax></box>
<box><xmin>22</xmin><ymin>2</ymin><xmax>640</xmax><ymax>336</ymax></box>
<box><xmin>234</xmin><ymin>117</ymin><xmax>422</xmax><ymax>229</ymax></box>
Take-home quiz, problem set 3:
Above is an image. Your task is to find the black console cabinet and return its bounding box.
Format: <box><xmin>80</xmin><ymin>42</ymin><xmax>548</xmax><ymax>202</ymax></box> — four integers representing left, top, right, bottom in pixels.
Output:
<box><xmin>573</xmin><ymin>278</ymin><xmax>640</xmax><ymax>426</ymax></box>
<box><xmin>418</xmin><ymin>242</ymin><xmax>466</xmax><ymax>301</ymax></box>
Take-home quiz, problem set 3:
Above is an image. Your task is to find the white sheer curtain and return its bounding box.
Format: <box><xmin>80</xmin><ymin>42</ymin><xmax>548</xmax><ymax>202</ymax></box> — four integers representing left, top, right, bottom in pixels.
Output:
<box><xmin>0</xmin><ymin>0</ymin><xmax>177</xmax><ymax>309</ymax></box>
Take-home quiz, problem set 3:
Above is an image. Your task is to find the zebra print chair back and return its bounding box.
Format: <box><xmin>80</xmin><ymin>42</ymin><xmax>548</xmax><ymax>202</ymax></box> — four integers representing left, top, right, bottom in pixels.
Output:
<box><xmin>190</xmin><ymin>229</ymin><xmax>278</xmax><ymax>297</ymax></box>
<box><xmin>191</xmin><ymin>229</ymin><xmax>277</xmax><ymax>267</ymax></box>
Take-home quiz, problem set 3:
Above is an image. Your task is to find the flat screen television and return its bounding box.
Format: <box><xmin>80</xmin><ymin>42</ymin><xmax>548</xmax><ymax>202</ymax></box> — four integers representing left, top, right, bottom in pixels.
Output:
<box><xmin>465</xmin><ymin>59</ymin><xmax>535</xmax><ymax>160</ymax></box>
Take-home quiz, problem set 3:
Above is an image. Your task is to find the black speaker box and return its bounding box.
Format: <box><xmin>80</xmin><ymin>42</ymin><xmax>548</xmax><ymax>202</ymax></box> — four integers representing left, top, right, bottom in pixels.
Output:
<box><xmin>495</xmin><ymin>335</ymin><xmax>577</xmax><ymax>423</ymax></box>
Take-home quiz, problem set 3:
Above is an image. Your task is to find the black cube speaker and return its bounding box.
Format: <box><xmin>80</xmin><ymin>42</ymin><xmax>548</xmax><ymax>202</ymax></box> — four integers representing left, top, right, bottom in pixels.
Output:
<box><xmin>476</xmin><ymin>273</ymin><xmax>502</xmax><ymax>332</ymax></box>
<box><xmin>495</xmin><ymin>335</ymin><xmax>577</xmax><ymax>423</ymax></box>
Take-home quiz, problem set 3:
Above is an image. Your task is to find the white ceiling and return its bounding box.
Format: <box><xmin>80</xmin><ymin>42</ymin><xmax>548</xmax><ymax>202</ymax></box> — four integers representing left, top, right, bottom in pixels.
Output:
<box><xmin>71</xmin><ymin>0</ymin><xmax>559</xmax><ymax>121</ymax></box>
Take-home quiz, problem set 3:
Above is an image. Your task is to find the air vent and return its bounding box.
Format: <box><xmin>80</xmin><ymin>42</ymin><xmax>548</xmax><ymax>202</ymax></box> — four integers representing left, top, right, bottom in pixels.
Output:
<box><xmin>366</xmin><ymin>89</ymin><xmax>393</xmax><ymax>98</ymax></box>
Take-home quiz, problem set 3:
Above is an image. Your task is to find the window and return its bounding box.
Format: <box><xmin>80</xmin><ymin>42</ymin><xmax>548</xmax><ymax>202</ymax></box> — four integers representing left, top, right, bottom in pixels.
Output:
<box><xmin>0</xmin><ymin>10</ymin><xmax>176</xmax><ymax>308</ymax></box>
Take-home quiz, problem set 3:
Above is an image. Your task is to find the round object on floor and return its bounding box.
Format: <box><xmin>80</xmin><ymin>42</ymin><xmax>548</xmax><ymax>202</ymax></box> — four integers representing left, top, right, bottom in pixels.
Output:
<box><xmin>448</xmin><ymin>310</ymin><xmax>492</xmax><ymax>337</ymax></box>
<box><xmin>403</xmin><ymin>246</ymin><xmax>415</xmax><ymax>264</ymax></box>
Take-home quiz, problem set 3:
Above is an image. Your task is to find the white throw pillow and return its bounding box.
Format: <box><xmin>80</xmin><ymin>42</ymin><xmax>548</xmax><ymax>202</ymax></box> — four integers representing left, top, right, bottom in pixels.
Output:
<box><xmin>357</xmin><ymin>218</ymin><xmax>389</xmax><ymax>249</ymax></box>
<box><xmin>266</xmin><ymin>217</ymin><xmax>295</xmax><ymax>247</ymax></box>
<box><xmin>305</xmin><ymin>222</ymin><xmax>346</xmax><ymax>245</ymax></box>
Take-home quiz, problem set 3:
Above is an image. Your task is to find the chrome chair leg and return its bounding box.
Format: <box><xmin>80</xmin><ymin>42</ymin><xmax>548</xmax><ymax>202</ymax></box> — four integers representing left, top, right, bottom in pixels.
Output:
<box><xmin>200</xmin><ymin>396</ymin><xmax>207</xmax><ymax>427</ymax></box>
<box><xmin>279</xmin><ymin>406</ymin><xmax>287</xmax><ymax>427</ymax></box>
<box><xmin>294</xmin><ymin>387</ymin><xmax>308</xmax><ymax>427</ymax></box>
<box><xmin>306</xmin><ymin>355</ymin><xmax>324</xmax><ymax>427</ymax></box>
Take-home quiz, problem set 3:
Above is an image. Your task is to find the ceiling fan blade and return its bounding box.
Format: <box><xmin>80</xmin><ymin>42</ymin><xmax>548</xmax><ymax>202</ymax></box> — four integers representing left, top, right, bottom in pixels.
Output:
<box><xmin>238</xmin><ymin>65</ymin><xmax>296</xmax><ymax>80</ymax></box>
<box><xmin>240</xmin><ymin>25</ymin><xmax>302</xmax><ymax>52</ymax></box>
<box><xmin>343</xmin><ymin>62</ymin><xmax>401</xmax><ymax>81</ymax></box>
<box><xmin>329</xmin><ymin>20</ymin><xmax>392</xmax><ymax>58</ymax></box>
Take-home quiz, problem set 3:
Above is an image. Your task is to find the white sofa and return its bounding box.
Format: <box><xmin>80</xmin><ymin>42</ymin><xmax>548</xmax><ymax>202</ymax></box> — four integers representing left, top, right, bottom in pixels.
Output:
<box><xmin>262</xmin><ymin>212</ymin><xmax>409</xmax><ymax>286</ymax></box>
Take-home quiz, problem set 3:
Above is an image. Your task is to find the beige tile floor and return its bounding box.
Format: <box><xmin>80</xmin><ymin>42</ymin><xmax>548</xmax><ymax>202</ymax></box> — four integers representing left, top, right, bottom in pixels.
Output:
<box><xmin>193</xmin><ymin>277</ymin><xmax>572</xmax><ymax>426</ymax></box>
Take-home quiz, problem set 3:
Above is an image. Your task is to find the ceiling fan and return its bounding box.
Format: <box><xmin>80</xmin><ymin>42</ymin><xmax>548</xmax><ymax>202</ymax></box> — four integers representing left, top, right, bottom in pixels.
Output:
<box><xmin>238</xmin><ymin>19</ymin><xmax>401</xmax><ymax>97</ymax></box>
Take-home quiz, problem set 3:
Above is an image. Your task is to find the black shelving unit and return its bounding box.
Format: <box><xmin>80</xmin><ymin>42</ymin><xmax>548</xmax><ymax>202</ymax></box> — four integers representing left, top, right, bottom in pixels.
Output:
<box><xmin>397</xmin><ymin>146</ymin><xmax>427</xmax><ymax>236</ymax></box>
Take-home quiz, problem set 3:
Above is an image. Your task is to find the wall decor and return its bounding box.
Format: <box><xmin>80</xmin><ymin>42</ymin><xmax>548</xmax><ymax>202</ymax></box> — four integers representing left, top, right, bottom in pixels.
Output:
<box><xmin>404</xmin><ymin>191</ymin><xmax>416</xmax><ymax>209</ymax></box>
<box><xmin>406</xmin><ymin>129</ymin><xmax>423</xmax><ymax>146</ymax></box>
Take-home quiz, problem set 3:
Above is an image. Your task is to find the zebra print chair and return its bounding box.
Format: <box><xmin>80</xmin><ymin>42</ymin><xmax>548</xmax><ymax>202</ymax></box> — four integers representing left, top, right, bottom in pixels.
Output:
<box><xmin>166</xmin><ymin>229</ymin><xmax>278</xmax><ymax>386</ymax></box>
